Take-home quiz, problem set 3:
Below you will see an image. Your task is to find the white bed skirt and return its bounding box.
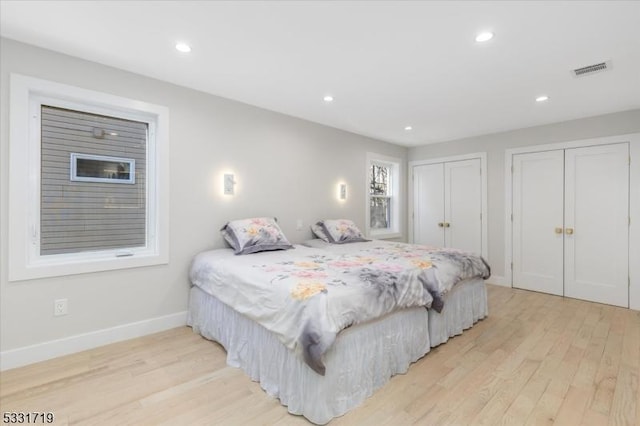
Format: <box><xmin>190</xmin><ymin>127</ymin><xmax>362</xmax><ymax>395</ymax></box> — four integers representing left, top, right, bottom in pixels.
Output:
<box><xmin>187</xmin><ymin>286</ymin><xmax>431</xmax><ymax>425</ymax></box>
<box><xmin>428</xmin><ymin>278</ymin><xmax>488</xmax><ymax>347</ymax></box>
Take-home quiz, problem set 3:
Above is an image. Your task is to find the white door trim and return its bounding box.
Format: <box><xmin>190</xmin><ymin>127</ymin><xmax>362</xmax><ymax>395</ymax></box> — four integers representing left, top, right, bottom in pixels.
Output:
<box><xmin>408</xmin><ymin>152</ymin><xmax>488</xmax><ymax>260</ymax></box>
<box><xmin>504</xmin><ymin>133</ymin><xmax>639</xmax><ymax>312</ymax></box>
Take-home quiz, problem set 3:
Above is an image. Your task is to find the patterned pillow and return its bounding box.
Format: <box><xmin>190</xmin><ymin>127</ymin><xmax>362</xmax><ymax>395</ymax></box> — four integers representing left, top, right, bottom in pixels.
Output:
<box><xmin>320</xmin><ymin>219</ymin><xmax>369</xmax><ymax>244</ymax></box>
<box><xmin>221</xmin><ymin>217</ymin><xmax>293</xmax><ymax>255</ymax></box>
<box><xmin>310</xmin><ymin>221</ymin><xmax>330</xmax><ymax>242</ymax></box>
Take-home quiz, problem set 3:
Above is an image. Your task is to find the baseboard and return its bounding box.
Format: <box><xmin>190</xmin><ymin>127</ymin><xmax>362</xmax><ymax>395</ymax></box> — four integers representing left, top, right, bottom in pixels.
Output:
<box><xmin>0</xmin><ymin>311</ymin><xmax>187</xmax><ymax>371</ymax></box>
<box><xmin>486</xmin><ymin>275</ymin><xmax>510</xmax><ymax>287</ymax></box>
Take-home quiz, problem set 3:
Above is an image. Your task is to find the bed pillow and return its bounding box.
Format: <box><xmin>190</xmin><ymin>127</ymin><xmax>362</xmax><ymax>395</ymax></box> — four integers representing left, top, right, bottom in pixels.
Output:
<box><xmin>320</xmin><ymin>219</ymin><xmax>369</xmax><ymax>244</ymax></box>
<box><xmin>220</xmin><ymin>217</ymin><xmax>293</xmax><ymax>255</ymax></box>
<box><xmin>310</xmin><ymin>221</ymin><xmax>331</xmax><ymax>242</ymax></box>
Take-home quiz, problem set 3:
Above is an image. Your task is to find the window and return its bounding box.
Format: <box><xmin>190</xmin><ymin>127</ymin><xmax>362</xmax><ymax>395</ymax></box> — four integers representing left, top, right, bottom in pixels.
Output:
<box><xmin>71</xmin><ymin>153</ymin><xmax>136</xmax><ymax>184</ymax></box>
<box><xmin>366</xmin><ymin>153</ymin><xmax>402</xmax><ymax>239</ymax></box>
<box><xmin>370</xmin><ymin>163</ymin><xmax>391</xmax><ymax>229</ymax></box>
<box><xmin>9</xmin><ymin>74</ymin><xmax>169</xmax><ymax>281</ymax></box>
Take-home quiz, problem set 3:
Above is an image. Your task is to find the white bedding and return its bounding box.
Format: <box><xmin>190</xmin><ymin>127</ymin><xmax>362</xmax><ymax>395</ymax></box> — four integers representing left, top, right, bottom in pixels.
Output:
<box><xmin>428</xmin><ymin>277</ymin><xmax>488</xmax><ymax>346</ymax></box>
<box><xmin>187</xmin><ymin>285</ymin><xmax>431</xmax><ymax>425</ymax></box>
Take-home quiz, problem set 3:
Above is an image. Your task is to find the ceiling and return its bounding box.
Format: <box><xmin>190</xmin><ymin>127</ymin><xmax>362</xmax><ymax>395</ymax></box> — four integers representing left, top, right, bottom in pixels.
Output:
<box><xmin>1</xmin><ymin>1</ymin><xmax>639</xmax><ymax>147</ymax></box>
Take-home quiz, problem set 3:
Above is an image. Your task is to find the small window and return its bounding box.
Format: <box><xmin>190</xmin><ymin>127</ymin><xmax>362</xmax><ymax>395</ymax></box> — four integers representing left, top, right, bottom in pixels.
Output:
<box><xmin>366</xmin><ymin>153</ymin><xmax>402</xmax><ymax>239</ymax></box>
<box><xmin>71</xmin><ymin>153</ymin><xmax>135</xmax><ymax>184</ymax></box>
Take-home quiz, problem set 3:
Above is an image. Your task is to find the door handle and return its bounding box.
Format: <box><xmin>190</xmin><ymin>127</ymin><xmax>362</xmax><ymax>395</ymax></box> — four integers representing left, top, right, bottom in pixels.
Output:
<box><xmin>565</xmin><ymin>228</ymin><xmax>574</xmax><ymax>235</ymax></box>
<box><xmin>444</xmin><ymin>222</ymin><xmax>451</xmax><ymax>228</ymax></box>
<box><xmin>438</xmin><ymin>222</ymin><xmax>444</xmax><ymax>227</ymax></box>
<box><xmin>555</xmin><ymin>227</ymin><xmax>563</xmax><ymax>234</ymax></box>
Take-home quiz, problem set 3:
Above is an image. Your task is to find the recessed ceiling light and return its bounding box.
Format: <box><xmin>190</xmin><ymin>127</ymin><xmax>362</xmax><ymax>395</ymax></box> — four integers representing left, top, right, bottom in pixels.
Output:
<box><xmin>475</xmin><ymin>32</ymin><xmax>494</xmax><ymax>43</ymax></box>
<box><xmin>404</xmin><ymin>126</ymin><xmax>413</xmax><ymax>131</ymax></box>
<box><xmin>323</xmin><ymin>95</ymin><xmax>334</xmax><ymax>102</ymax></box>
<box><xmin>175</xmin><ymin>42</ymin><xmax>192</xmax><ymax>53</ymax></box>
<box><xmin>535</xmin><ymin>95</ymin><xmax>550</xmax><ymax>102</ymax></box>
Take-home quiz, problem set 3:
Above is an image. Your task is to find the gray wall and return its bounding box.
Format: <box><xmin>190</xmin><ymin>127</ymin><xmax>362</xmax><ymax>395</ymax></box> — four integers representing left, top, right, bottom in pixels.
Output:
<box><xmin>409</xmin><ymin>109</ymin><xmax>640</xmax><ymax>280</ymax></box>
<box><xmin>0</xmin><ymin>38</ymin><xmax>406</xmax><ymax>352</ymax></box>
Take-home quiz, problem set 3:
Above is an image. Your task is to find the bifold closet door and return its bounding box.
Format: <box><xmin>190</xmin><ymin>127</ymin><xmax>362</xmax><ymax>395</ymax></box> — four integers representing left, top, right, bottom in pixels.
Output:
<box><xmin>413</xmin><ymin>163</ymin><xmax>445</xmax><ymax>247</ymax></box>
<box><xmin>564</xmin><ymin>143</ymin><xmax>629</xmax><ymax>307</ymax></box>
<box><xmin>512</xmin><ymin>150</ymin><xmax>564</xmax><ymax>296</ymax></box>
<box><xmin>444</xmin><ymin>159</ymin><xmax>482</xmax><ymax>254</ymax></box>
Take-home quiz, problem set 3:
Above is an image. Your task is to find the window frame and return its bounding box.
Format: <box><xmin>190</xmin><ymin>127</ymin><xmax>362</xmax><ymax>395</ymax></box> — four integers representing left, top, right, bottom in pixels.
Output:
<box><xmin>365</xmin><ymin>153</ymin><xmax>402</xmax><ymax>239</ymax></box>
<box><xmin>9</xmin><ymin>74</ymin><xmax>170</xmax><ymax>281</ymax></box>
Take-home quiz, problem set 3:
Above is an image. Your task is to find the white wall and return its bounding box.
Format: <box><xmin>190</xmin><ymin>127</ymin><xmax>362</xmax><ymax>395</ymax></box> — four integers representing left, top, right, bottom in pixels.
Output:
<box><xmin>408</xmin><ymin>110</ymin><xmax>640</xmax><ymax>291</ymax></box>
<box><xmin>0</xmin><ymin>39</ymin><xmax>407</xmax><ymax>361</ymax></box>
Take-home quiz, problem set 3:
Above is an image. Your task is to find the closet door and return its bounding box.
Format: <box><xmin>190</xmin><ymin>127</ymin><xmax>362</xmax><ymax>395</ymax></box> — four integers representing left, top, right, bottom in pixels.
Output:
<box><xmin>413</xmin><ymin>163</ymin><xmax>445</xmax><ymax>246</ymax></box>
<box><xmin>512</xmin><ymin>150</ymin><xmax>564</xmax><ymax>296</ymax></box>
<box><xmin>444</xmin><ymin>159</ymin><xmax>482</xmax><ymax>254</ymax></box>
<box><xmin>564</xmin><ymin>143</ymin><xmax>629</xmax><ymax>307</ymax></box>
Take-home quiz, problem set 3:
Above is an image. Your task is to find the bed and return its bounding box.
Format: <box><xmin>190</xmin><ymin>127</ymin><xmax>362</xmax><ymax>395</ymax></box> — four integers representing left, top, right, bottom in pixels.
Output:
<box><xmin>187</xmin><ymin>218</ymin><xmax>490</xmax><ymax>424</ymax></box>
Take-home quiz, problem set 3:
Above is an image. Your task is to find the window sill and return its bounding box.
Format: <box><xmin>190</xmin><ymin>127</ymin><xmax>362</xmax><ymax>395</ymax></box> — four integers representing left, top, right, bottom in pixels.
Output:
<box><xmin>9</xmin><ymin>253</ymin><xmax>169</xmax><ymax>281</ymax></box>
<box><xmin>10</xmin><ymin>250</ymin><xmax>168</xmax><ymax>282</ymax></box>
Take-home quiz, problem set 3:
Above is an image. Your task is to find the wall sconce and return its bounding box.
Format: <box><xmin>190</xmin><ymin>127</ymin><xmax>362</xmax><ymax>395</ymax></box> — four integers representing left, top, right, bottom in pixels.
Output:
<box><xmin>223</xmin><ymin>173</ymin><xmax>236</xmax><ymax>195</ymax></box>
<box><xmin>338</xmin><ymin>183</ymin><xmax>347</xmax><ymax>200</ymax></box>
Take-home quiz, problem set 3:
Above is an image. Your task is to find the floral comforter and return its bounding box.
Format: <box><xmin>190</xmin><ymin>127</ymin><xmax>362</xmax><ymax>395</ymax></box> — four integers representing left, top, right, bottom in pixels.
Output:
<box><xmin>189</xmin><ymin>241</ymin><xmax>489</xmax><ymax>376</ymax></box>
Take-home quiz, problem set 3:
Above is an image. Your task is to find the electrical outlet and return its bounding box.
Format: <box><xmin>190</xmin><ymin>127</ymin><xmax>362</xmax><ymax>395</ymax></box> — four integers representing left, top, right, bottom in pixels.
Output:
<box><xmin>296</xmin><ymin>219</ymin><xmax>303</xmax><ymax>231</ymax></box>
<box><xmin>54</xmin><ymin>299</ymin><xmax>68</xmax><ymax>316</ymax></box>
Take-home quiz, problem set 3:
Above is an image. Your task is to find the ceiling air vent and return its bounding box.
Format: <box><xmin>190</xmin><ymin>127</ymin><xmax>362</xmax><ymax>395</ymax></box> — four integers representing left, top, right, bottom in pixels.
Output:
<box><xmin>572</xmin><ymin>61</ymin><xmax>611</xmax><ymax>78</ymax></box>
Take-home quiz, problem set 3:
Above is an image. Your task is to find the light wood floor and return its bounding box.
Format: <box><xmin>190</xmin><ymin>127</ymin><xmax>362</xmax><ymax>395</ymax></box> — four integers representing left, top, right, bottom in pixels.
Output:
<box><xmin>1</xmin><ymin>285</ymin><xmax>639</xmax><ymax>425</ymax></box>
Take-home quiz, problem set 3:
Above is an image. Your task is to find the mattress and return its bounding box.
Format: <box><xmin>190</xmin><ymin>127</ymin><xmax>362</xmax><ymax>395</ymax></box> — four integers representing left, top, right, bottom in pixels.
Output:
<box><xmin>188</xmin><ymin>285</ymin><xmax>431</xmax><ymax>425</ymax></box>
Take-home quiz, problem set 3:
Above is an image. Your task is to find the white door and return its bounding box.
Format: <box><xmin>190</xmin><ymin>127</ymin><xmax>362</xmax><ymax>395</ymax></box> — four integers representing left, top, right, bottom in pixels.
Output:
<box><xmin>444</xmin><ymin>159</ymin><xmax>482</xmax><ymax>254</ymax></box>
<box><xmin>564</xmin><ymin>143</ymin><xmax>629</xmax><ymax>307</ymax></box>
<box><xmin>413</xmin><ymin>163</ymin><xmax>445</xmax><ymax>246</ymax></box>
<box><xmin>512</xmin><ymin>150</ymin><xmax>564</xmax><ymax>296</ymax></box>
